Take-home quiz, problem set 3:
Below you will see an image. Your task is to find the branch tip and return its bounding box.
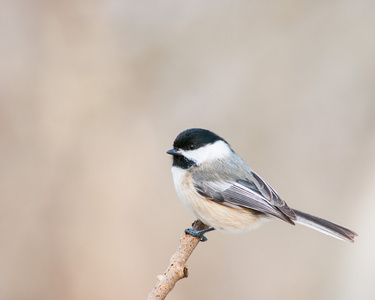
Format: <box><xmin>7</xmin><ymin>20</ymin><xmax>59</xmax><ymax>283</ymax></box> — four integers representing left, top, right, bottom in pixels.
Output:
<box><xmin>147</xmin><ymin>220</ymin><xmax>208</xmax><ymax>300</ymax></box>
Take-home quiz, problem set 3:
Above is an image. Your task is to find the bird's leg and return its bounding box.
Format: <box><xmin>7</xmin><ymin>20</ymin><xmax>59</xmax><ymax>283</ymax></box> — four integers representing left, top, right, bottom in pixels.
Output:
<box><xmin>184</xmin><ymin>227</ymin><xmax>215</xmax><ymax>242</ymax></box>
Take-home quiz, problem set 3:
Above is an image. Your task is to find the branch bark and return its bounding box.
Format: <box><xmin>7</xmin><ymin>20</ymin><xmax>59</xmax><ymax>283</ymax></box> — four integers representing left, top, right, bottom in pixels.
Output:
<box><xmin>147</xmin><ymin>220</ymin><xmax>209</xmax><ymax>300</ymax></box>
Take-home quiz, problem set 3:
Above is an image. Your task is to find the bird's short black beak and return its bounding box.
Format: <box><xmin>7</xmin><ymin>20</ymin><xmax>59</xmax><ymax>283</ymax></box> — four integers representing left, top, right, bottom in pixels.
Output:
<box><xmin>167</xmin><ymin>149</ymin><xmax>183</xmax><ymax>156</ymax></box>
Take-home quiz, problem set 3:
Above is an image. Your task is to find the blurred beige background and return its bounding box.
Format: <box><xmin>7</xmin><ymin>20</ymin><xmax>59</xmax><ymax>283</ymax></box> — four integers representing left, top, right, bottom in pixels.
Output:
<box><xmin>1</xmin><ymin>1</ymin><xmax>375</xmax><ymax>299</ymax></box>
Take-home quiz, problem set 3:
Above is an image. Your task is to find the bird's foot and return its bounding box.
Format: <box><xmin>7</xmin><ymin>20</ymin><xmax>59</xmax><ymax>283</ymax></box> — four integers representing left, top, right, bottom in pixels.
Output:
<box><xmin>184</xmin><ymin>227</ymin><xmax>215</xmax><ymax>242</ymax></box>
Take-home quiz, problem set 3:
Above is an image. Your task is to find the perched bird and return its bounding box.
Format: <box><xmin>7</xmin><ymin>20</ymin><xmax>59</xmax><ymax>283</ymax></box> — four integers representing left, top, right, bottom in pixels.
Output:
<box><xmin>167</xmin><ymin>128</ymin><xmax>357</xmax><ymax>242</ymax></box>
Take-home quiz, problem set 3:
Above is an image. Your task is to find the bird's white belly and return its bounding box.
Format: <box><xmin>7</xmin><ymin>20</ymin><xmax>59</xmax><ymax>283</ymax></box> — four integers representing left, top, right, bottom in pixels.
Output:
<box><xmin>171</xmin><ymin>167</ymin><xmax>265</xmax><ymax>231</ymax></box>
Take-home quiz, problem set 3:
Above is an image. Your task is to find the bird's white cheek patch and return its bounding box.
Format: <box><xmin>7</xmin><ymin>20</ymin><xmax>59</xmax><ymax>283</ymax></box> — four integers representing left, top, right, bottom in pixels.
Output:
<box><xmin>182</xmin><ymin>141</ymin><xmax>232</xmax><ymax>165</ymax></box>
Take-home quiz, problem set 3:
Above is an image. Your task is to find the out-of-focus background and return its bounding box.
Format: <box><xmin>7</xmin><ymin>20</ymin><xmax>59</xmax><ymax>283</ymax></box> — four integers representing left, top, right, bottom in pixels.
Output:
<box><xmin>1</xmin><ymin>1</ymin><xmax>374</xmax><ymax>299</ymax></box>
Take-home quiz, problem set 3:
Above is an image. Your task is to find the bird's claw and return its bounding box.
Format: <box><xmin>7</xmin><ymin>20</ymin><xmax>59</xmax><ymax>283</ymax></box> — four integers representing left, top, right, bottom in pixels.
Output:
<box><xmin>184</xmin><ymin>228</ymin><xmax>209</xmax><ymax>242</ymax></box>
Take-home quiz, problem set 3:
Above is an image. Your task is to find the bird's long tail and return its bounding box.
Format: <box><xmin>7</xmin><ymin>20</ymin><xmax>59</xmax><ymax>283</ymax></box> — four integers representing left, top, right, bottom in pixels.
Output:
<box><xmin>292</xmin><ymin>209</ymin><xmax>357</xmax><ymax>243</ymax></box>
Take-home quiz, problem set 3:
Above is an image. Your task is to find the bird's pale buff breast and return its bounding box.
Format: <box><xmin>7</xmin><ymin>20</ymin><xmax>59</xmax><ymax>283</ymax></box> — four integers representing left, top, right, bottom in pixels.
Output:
<box><xmin>171</xmin><ymin>166</ymin><xmax>265</xmax><ymax>231</ymax></box>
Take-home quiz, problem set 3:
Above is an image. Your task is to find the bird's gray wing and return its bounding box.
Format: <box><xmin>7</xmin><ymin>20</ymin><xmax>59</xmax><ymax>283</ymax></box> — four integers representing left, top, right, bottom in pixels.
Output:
<box><xmin>193</xmin><ymin>170</ymin><xmax>296</xmax><ymax>224</ymax></box>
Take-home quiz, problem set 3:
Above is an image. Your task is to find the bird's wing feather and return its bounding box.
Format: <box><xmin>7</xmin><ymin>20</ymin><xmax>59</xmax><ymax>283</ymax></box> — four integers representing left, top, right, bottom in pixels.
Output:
<box><xmin>194</xmin><ymin>170</ymin><xmax>296</xmax><ymax>224</ymax></box>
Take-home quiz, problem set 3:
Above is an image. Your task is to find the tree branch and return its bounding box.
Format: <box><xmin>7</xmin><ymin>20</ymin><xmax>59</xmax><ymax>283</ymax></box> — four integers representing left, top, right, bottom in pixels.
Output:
<box><xmin>147</xmin><ymin>220</ymin><xmax>209</xmax><ymax>300</ymax></box>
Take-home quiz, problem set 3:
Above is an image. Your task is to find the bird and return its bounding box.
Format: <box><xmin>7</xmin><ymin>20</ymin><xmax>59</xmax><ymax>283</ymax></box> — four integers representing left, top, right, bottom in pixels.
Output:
<box><xmin>166</xmin><ymin>128</ymin><xmax>357</xmax><ymax>243</ymax></box>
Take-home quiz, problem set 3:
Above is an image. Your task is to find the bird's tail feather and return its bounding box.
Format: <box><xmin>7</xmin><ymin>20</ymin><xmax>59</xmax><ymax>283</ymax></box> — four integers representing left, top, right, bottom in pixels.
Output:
<box><xmin>293</xmin><ymin>209</ymin><xmax>357</xmax><ymax>243</ymax></box>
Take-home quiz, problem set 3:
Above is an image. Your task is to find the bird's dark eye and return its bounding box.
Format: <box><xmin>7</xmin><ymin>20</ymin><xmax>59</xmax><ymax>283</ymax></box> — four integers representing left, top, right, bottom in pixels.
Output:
<box><xmin>189</xmin><ymin>144</ymin><xmax>196</xmax><ymax>150</ymax></box>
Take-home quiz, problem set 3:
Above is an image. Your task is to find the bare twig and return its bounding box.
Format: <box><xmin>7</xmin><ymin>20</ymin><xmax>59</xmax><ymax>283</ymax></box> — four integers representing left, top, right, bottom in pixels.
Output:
<box><xmin>147</xmin><ymin>220</ymin><xmax>209</xmax><ymax>300</ymax></box>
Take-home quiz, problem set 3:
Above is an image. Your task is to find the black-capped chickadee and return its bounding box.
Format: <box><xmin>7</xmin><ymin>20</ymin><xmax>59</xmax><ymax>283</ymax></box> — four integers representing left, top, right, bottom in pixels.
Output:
<box><xmin>167</xmin><ymin>128</ymin><xmax>357</xmax><ymax>242</ymax></box>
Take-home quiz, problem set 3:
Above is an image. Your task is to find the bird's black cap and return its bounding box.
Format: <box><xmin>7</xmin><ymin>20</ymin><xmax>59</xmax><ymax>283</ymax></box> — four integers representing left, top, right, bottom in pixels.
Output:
<box><xmin>173</xmin><ymin>128</ymin><xmax>227</xmax><ymax>150</ymax></box>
